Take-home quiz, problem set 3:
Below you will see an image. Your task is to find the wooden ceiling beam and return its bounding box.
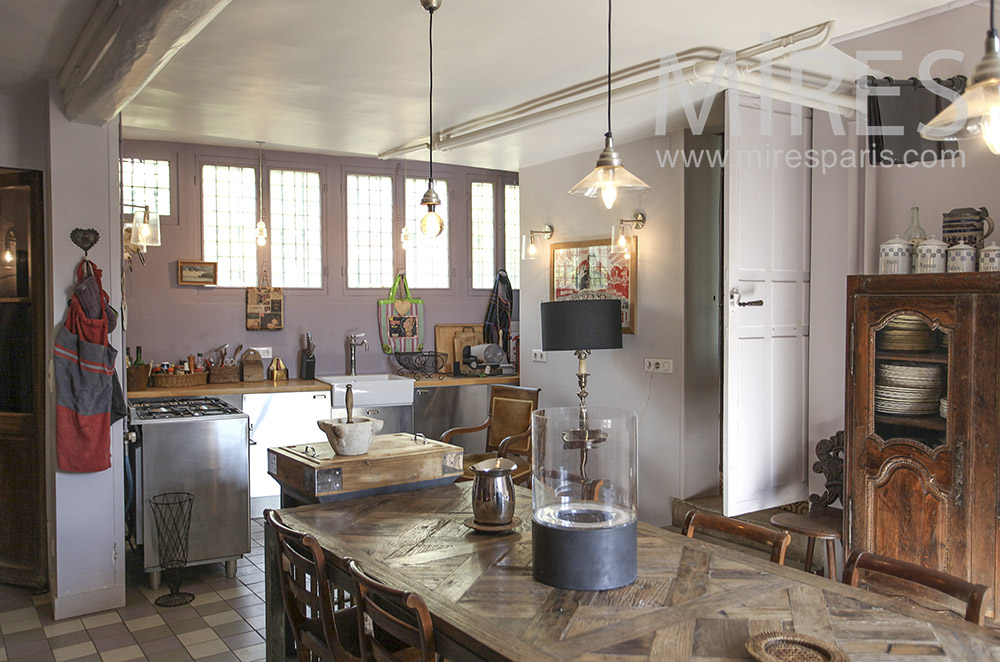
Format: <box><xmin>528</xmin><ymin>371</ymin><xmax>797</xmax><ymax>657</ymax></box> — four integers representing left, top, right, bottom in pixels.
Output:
<box><xmin>59</xmin><ymin>0</ymin><xmax>232</xmax><ymax>125</ymax></box>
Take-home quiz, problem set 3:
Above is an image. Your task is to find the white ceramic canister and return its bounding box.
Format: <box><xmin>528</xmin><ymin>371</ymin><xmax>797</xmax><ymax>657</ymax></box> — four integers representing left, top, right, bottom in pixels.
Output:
<box><xmin>947</xmin><ymin>241</ymin><xmax>977</xmax><ymax>273</ymax></box>
<box><xmin>914</xmin><ymin>235</ymin><xmax>948</xmax><ymax>274</ymax></box>
<box><xmin>879</xmin><ymin>235</ymin><xmax>911</xmax><ymax>274</ymax></box>
<box><xmin>980</xmin><ymin>242</ymin><xmax>1000</xmax><ymax>272</ymax></box>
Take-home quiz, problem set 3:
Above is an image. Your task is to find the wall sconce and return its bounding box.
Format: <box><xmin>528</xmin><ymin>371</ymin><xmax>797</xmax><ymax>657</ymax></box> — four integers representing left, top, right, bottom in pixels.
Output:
<box><xmin>122</xmin><ymin>203</ymin><xmax>162</xmax><ymax>248</ymax></box>
<box><xmin>4</xmin><ymin>229</ymin><xmax>15</xmax><ymax>263</ymax></box>
<box><xmin>611</xmin><ymin>209</ymin><xmax>646</xmax><ymax>257</ymax></box>
<box><xmin>522</xmin><ymin>224</ymin><xmax>554</xmax><ymax>261</ymax></box>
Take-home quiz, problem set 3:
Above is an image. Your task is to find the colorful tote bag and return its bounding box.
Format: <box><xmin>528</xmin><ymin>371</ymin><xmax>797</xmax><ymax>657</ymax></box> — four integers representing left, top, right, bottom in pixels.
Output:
<box><xmin>377</xmin><ymin>273</ymin><xmax>424</xmax><ymax>353</ymax></box>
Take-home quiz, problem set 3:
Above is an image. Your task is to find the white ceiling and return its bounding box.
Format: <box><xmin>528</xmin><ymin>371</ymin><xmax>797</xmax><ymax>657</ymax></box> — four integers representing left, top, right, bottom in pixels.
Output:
<box><xmin>0</xmin><ymin>1</ymin><xmax>985</xmax><ymax>171</ymax></box>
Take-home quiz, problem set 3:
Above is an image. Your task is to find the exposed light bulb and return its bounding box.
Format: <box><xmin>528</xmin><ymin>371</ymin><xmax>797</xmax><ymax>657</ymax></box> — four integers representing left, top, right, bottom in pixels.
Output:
<box><xmin>3</xmin><ymin>250</ymin><xmax>11</xmax><ymax>263</ymax></box>
<box><xmin>617</xmin><ymin>229</ymin><xmax>628</xmax><ymax>249</ymax></box>
<box><xmin>528</xmin><ymin>238</ymin><xmax>538</xmax><ymax>257</ymax></box>
<box><xmin>139</xmin><ymin>221</ymin><xmax>151</xmax><ymax>239</ymax></box>
<box><xmin>983</xmin><ymin>106</ymin><xmax>1000</xmax><ymax>154</ymax></box>
<box><xmin>420</xmin><ymin>210</ymin><xmax>444</xmax><ymax>237</ymax></box>
<box><xmin>255</xmin><ymin>219</ymin><xmax>267</xmax><ymax>247</ymax></box>
<box><xmin>602</xmin><ymin>182</ymin><xmax>617</xmax><ymax>210</ymax></box>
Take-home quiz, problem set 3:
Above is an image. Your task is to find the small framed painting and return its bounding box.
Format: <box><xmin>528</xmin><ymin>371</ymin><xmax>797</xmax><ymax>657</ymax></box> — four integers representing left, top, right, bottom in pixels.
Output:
<box><xmin>550</xmin><ymin>237</ymin><xmax>637</xmax><ymax>334</ymax></box>
<box><xmin>177</xmin><ymin>260</ymin><xmax>218</xmax><ymax>286</ymax></box>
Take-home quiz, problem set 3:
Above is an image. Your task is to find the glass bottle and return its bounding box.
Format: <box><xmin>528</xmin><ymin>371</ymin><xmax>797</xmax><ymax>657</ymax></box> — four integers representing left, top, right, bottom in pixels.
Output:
<box><xmin>125</xmin><ymin>347</ymin><xmax>133</xmax><ymax>368</ymax></box>
<box><xmin>134</xmin><ymin>346</ymin><xmax>144</xmax><ymax>366</ymax></box>
<box><xmin>196</xmin><ymin>353</ymin><xmax>204</xmax><ymax>371</ymax></box>
<box><xmin>904</xmin><ymin>206</ymin><xmax>927</xmax><ymax>270</ymax></box>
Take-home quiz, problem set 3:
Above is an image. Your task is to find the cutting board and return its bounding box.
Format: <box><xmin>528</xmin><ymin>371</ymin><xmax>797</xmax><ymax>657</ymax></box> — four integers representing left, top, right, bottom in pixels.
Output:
<box><xmin>434</xmin><ymin>323</ymin><xmax>483</xmax><ymax>369</ymax></box>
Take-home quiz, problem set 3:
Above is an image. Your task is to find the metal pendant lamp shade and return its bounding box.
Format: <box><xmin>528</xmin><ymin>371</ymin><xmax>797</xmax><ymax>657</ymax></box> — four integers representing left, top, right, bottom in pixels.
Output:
<box><xmin>569</xmin><ymin>0</ymin><xmax>650</xmax><ymax>208</ymax></box>
<box><xmin>419</xmin><ymin>0</ymin><xmax>445</xmax><ymax>237</ymax></box>
<box><xmin>921</xmin><ymin>0</ymin><xmax>1000</xmax><ymax>153</ymax></box>
<box><xmin>541</xmin><ymin>299</ymin><xmax>623</xmax><ymax>351</ymax></box>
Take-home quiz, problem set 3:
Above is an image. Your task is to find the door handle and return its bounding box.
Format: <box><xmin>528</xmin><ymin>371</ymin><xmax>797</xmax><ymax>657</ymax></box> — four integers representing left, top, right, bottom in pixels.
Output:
<box><xmin>729</xmin><ymin>288</ymin><xmax>764</xmax><ymax>307</ymax></box>
<box><xmin>366</xmin><ymin>409</ymin><xmax>380</xmax><ymax>416</ymax></box>
<box><xmin>416</xmin><ymin>389</ymin><xmax>430</xmax><ymax>395</ymax></box>
<box><xmin>313</xmin><ymin>393</ymin><xmax>327</xmax><ymax>399</ymax></box>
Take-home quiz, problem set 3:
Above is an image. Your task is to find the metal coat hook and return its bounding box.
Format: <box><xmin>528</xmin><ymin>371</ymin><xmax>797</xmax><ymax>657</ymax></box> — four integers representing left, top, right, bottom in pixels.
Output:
<box><xmin>70</xmin><ymin>228</ymin><xmax>100</xmax><ymax>256</ymax></box>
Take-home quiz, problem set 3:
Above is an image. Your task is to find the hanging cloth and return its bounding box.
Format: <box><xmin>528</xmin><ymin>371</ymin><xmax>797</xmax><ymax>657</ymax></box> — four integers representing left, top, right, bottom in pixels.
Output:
<box><xmin>483</xmin><ymin>269</ymin><xmax>513</xmax><ymax>357</ymax></box>
<box><xmin>54</xmin><ymin>259</ymin><xmax>120</xmax><ymax>472</ymax></box>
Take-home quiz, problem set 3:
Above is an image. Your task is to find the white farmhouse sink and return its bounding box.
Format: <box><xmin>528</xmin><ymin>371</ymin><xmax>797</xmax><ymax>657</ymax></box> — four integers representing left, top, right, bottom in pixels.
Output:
<box><xmin>317</xmin><ymin>374</ymin><xmax>415</xmax><ymax>407</ymax></box>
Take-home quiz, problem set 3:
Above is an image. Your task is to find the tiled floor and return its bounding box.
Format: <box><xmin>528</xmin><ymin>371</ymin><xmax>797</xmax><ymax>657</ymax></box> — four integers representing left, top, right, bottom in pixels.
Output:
<box><xmin>0</xmin><ymin>519</ymin><xmax>268</xmax><ymax>662</ymax></box>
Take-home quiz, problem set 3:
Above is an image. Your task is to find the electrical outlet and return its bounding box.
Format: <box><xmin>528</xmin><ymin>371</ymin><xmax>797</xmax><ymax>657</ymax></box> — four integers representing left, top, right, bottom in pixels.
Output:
<box><xmin>253</xmin><ymin>346</ymin><xmax>273</xmax><ymax>359</ymax></box>
<box><xmin>532</xmin><ymin>350</ymin><xmax>547</xmax><ymax>362</ymax></box>
<box><xmin>643</xmin><ymin>357</ymin><xmax>673</xmax><ymax>373</ymax></box>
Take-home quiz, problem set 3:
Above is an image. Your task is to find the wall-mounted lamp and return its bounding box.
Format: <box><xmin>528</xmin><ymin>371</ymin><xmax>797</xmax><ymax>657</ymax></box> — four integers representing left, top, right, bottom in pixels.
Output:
<box><xmin>522</xmin><ymin>224</ymin><xmax>554</xmax><ymax>260</ymax></box>
<box><xmin>611</xmin><ymin>209</ymin><xmax>646</xmax><ymax>257</ymax></box>
<box><xmin>256</xmin><ymin>142</ymin><xmax>268</xmax><ymax>247</ymax></box>
<box><xmin>4</xmin><ymin>229</ymin><xmax>15</xmax><ymax>263</ymax></box>
<box><xmin>122</xmin><ymin>203</ymin><xmax>162</xmax><ymax>249</ymax></box>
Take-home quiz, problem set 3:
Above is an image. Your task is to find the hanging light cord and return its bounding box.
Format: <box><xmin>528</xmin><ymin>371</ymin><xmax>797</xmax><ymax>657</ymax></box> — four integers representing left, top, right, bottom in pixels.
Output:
<box><xmin>606</xmin><ymin>0</ymin><xmax>612</xmax><ymax>138</ymax></box>
<box><xmin>428</xmin><ymin>8</ymin><xmax>435</xmax><ymax>184</ymax></box>
<box><xmin>992</xmin><ymin>0</ymin><xmax>996</xmax><ymax>35</ymax></box>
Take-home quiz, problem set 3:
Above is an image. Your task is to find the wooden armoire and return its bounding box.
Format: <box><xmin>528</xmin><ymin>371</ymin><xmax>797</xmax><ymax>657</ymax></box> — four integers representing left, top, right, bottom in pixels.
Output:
<box><xmin>845</xmin><ymin>273</ymin><xmax>1000</xmax><ymax>621</ymax></box>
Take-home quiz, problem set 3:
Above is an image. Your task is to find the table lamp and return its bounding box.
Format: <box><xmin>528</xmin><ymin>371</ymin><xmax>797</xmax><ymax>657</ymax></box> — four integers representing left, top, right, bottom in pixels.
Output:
<box><xmin>533</xmin><ymin>298</ymin><xmax>637</xmax><ymax>590</ymax></box>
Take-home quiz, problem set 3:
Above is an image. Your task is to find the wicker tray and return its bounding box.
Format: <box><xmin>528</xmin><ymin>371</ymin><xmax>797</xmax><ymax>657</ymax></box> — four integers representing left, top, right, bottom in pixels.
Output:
<box><xmin>746</xmin><ymin>631</ymin><xmax>848</xmax><ymax>662</ymax></box>
<box><xmin>209</xmin><ymin>365</ymin><xmax>240</xmax><ymax>384</ymax></box>
<box><xmin>150</xmin><ymin>372</ymin><xmax>209</xmax><ymax>388</ymax></box>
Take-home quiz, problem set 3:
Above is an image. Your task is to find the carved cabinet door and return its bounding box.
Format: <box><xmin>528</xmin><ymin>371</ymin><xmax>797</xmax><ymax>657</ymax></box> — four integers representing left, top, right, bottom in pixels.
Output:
<box><xmin>846</xmin><ymin>293</ymin><xmax>969</xmax><ymax>578</ymax></box>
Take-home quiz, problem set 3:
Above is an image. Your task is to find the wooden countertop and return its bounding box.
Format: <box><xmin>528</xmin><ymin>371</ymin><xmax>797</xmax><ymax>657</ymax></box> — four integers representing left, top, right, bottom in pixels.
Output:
<box><xmin>411</xmin><ymin>374</ymin><xmax>519</xmax><ymax>387</ymax></box>
<box><xmin>128</xmin><ymin>378</ymin><xmax>330</xmax><ymax>399</ymax></box>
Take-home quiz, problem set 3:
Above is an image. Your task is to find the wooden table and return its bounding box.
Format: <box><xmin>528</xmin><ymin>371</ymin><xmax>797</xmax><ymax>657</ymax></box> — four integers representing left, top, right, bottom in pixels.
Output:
<box><xmin>266</xmin><ymin>484</ymin><xmax>1000</xmax><ymax>661</ymax></box>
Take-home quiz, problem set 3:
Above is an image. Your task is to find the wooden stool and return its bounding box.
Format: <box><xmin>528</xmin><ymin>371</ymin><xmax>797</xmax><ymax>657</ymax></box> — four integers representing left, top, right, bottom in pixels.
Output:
<box><xmin>770</xmin><ymin>507</ymin><xmax>842</xmax><ymax>578</ymax></box>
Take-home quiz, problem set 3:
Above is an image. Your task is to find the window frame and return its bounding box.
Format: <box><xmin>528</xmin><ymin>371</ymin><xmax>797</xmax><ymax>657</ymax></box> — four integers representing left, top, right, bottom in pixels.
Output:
<box><xmin>120</xmin><ymin>145</ymin><xmax>179</xmax><ymax>227</ymax></box>
<box><xmin>467</xmin><ymin>171</ymin><xmax>520</xmax><ymax>295</ymax></box>
<box><xmin>195</xmin><ymin>153</ymin><xmax>329</xmax><ymax>292</ymax></box>
<box><xmin>341</xmin><ymin>163</ymin><xmax>455</xmax><ymax>298</ymax></box>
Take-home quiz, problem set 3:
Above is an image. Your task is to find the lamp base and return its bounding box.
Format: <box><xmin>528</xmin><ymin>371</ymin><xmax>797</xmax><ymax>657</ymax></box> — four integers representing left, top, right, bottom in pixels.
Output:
<box><xmin>532</xmin><ymin>518</ymin><xmax>637</xmax><ymax>590</ymax></box>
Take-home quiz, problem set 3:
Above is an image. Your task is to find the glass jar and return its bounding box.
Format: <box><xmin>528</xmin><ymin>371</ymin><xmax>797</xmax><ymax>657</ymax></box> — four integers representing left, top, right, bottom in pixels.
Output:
<box><xmin>531</xmin><ymin>406</ymin><xmax>637</xmax><ymax>590</ymax></box>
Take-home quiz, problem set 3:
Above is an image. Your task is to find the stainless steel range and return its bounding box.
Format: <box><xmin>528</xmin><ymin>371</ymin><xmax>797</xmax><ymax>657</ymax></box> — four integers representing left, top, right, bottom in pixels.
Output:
<box><xmin>130</xmin><ymin>396</ymin><xmax>250</xmax><ymax>589</ymax></box>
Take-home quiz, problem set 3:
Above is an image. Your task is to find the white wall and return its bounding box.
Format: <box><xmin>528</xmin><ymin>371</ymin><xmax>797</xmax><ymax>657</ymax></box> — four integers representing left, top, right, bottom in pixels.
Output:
<box><xmin>0</xmin><ymin>94</ymin><xmax>46</xmax><ymax>170</ymax></box>
<box><xmin>519</xmin><ymin>133</ymin><xmax>685</xmax><ymax>527</ymax></box>
<box><xmin>46</xmin><ymin>85</ymin><xmax>125</xmax><ymax>618</ymax></box>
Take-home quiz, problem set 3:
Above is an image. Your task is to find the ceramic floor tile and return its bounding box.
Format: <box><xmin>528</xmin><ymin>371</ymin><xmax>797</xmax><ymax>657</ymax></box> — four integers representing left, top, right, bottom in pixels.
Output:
<box><xmin>42</xmin><ymin>622</ymin><xmax>83</xmax><ymax>639</ymax></box>
<box><xmin>29</xmin><ymin>597</ymin><xmax>50</xmax><ymax>609</ymax></box>
<box><xmin>187</xmin><ymin>595</ymin><xmax>221</xmax><ymax>608</ymax></box>
<box><xmin>0</xmin><ymin>608</ymin><xmax>37</xmax><ymax>625</ymax></box>
<box><xmin>83</xmin><ymin>624</ymin><xmax>128</xmax><ymax>642</ymax></box>
<box><xmin>219</xmin><ymin>632</ymin><xmax>261</xmax><ymax>651</ymax></box>
<box><xmin>4</xmin><ymin>637</ymin><xmax>49</xmax><ymax>658</ymax></box>
<box><xmin>0</xmin><ymin>649</ymin><xmax>7</xmax><ymax>662</ymax></box>
<box><xmin>51</xmin><ymin>641</ymin><xmax>96</xmax><ymax>662</ymax></box>
<box><xmin>45</xmin><ymin>632</ymin><xmax>91</xmax><ymax>651</ymax></box>
<box><xmin>79</xmin><ymin>614</ymin><xmax>120</xmax><ymax>631</ymax></box>
<box><xmin>146</xmin><ymin>649</ymin><xmax>193</xmax><ymax>662</ymax></box>
<box><xmin>197</xmin><ymin>653</ymin><xmax>238</xmax><ymax>662</ymax></box>
<box><xmin>176</xmin><ymin>630</ymin><xmax>218</xmax><ymax>647</ymax></box>
<box><xmin>201</xmin><ymin>612</ymin><xmax>240</xmax><ymax>628</ymax></box>
<box><xmin>6</xmin><ymin>650</ymin><xmax>54</xmax><ymax>662</ymax></box>
<box><xmin>92</xmin><ymin>635</ymin><xmax>136</xmax><ymax>654</ymax></box>
<box><xmin>232</xmin><ymin>605</ymin><xmax>264</xmax><ymax>620</ymax></box>
<box><xmin>138</xmin><ymin>636</ymin><xmax>183</xmax><ymax>656</ymax></box>
<box><xmin>192</xmin><ymin>603</ymin><xmax>229</xmax><ymax>618</ymax></box>
<box><xmin>1</xmin><ymin>619</ymin><xmax>42</xmax><ymax>636</ymax></box>
<box><xmin>157</xmin><ymin>608</ymin><xmax>199</xmax><ymax>625</ymax></box>
<box><xmin>242</xmin><ymin>616</ymin><xmax>265</xmax><ymax>631</ymax></box>
<box><xmin>232</xmin><ymin>643</ymin><xmax>265</xmax><ymax>662</ymax></box>
<box><xmin>167</xmin><ymin>618</ymin><xmax>209</xmax><ymax>636</ymax></box>
<box><xmin>184</xmin><ymin>639</ymin><xmax>228</xmax><ymax>660</ymax></box>
<box><xmin>131</xmin><ymin>625</ymin><xmax>174</xmax><ymax>644</ymax></box>
<box><xmin>96</xmin><ymin>644</ymin><xmax>144</xmax><ymax>662</ymax></box>
<box><xmin>123</xmin><ymin>614</ymin><xmax>165</xmax><ymax>632</ymax></box>
<box><xmin>4</xmin><ymin>629</ymin><xmax>45</xmax><ymax>646</ymax></box>
<box><xmin>212</xmin><ymin>588</ymin><xmax>251</xmax><ymax>602</ymax></box>
<box><xmin>208</xmin><ymin>620</ymin><xmax>250</xmax><ymax>640</ymax></box>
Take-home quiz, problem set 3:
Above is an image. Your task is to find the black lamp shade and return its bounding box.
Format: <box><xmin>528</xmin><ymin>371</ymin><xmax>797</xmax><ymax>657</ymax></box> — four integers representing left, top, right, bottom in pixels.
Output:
<box><xmin>540</xmin><ymin>299</ymin><xmax>623</xmax><ymax>351</ymax></box>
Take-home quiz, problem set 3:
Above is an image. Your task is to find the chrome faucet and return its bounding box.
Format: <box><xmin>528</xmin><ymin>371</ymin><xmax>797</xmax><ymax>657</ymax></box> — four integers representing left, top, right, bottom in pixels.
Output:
<box><xmin>347</xmin><ymin>333</ymin><xmax>368</xmax><ymax>376</ymax></box>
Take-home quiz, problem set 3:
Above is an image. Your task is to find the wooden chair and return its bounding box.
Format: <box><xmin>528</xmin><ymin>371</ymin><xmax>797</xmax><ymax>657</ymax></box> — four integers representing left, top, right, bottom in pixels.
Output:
<box><xmin>266</xmin><ymin>509</ymin><xmax>361</xmax><ymax>662</ymax></box>
<box><xmin>770</xmin><ymin>430</ymin><xmax>844</xmax><ymax>578</ymax></box>
<box><xmin>348</xmin><ymin>559</ymin><xmax>437</xmax><ymax>662</ymax></box>
<box><xmin>682</xmin><ymin>510</ymin><xmax>791</xmax><ymax>565</ymax></box>
<box><xmin>843</xmin><ymin>550</ymin><xmax>991</xmax><ymax>625</ymax></box>
<box><xmin>441</xmin><ymin>384</ymin><xmax>539</xmax><ymax>485</ymax></box>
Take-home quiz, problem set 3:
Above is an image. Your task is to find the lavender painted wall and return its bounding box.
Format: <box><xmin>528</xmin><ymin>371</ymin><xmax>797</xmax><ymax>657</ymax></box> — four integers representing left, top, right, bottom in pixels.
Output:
<box><xmin>122</xmin><ymin>140</ymin><xmax>518</xmax><ymax>376</ymax></box>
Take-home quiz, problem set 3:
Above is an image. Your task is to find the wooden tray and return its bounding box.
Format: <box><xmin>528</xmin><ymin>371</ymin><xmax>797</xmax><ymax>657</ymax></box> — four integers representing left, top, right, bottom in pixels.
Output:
<box><xmin>268</xmin><ymin>433</ymin><xmax>463</xmax><ymax>499</ymax></box>
<box><xmin>150</xmin><ymin>372</ymin><xmax>209</xmax><ymax>388</ymax></box>
<box><xmin>434</xmin><ymin>323</ymin><xmax>483</xmax><ymax>371</ymax></box>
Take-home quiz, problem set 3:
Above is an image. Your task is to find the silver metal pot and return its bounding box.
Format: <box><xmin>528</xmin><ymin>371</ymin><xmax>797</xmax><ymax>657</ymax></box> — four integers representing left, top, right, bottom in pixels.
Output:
<box><xmin>470</xmin><ymin>456</ymin><xmax>518</xmax><ymax>525</ymax></box>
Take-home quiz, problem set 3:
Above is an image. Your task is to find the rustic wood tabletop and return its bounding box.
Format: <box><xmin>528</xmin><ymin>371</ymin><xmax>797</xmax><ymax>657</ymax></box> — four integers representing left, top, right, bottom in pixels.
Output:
<box><xmin>266</xmin><ymin>483</ymin><xmax>1000</xmax><ymax>661</ymax></box>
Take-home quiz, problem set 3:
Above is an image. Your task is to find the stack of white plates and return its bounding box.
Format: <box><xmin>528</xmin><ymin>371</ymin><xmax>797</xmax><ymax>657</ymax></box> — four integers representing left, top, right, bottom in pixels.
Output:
<box><xmin>878</xmin><ymin>362</ymin><xmax>942</xmax><ymax>389</ymax></box>
<box><xmin>874</xmin><ymin>383</ymin><xmax>941</xmax><ymax>415</ymax></box>
<box><xmin>879</xmin><ymin>315</ymin><xmax>938</xmax><ymax>352</ymax></box>
<box><xmin>940</xmin><ymin>397</ymin><xmax>949</xmax><ymax>418</ymax></box>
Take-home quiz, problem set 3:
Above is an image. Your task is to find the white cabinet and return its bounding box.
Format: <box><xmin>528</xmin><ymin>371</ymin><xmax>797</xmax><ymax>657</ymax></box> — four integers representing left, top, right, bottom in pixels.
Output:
<box><xmin>242</xmin><ymin>390</ymin><xmax>330</xmax><ymax>515</ymax></box>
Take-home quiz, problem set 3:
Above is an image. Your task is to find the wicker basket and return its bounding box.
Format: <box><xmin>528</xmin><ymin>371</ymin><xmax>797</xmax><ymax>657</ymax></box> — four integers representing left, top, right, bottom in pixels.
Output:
<box><xmin>150</xmin><ymin>372</ymin><xmax>209</xmax><ymax>388</ymax></box>
<box><xmin>126</xmin><ymin>365</ymin><xmax>151</xmax><ymax>391</ymax></box>
<box><xmin>209</xmin><ymin>365</ymin><xmax>240</xmax><ymax>384</ymax></box>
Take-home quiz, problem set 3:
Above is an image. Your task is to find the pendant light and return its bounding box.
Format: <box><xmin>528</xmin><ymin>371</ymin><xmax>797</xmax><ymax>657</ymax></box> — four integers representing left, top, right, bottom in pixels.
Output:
<box><xmin>569</xmin><ymin>0</ymin><xmax>650</xmax><ymax>209</ymax></box>
<box><xmin>920</xmin><ymin>0</ymin><xmax>1000</xmax><ymax>153</ymax></box>
<box><xmin>256</xmin><ymin>142</ymin><xmax>268</xmax><ymax>247</ymax></box>
<box><xmin>419</xmin><ymin>0</ymin><xmax>445</xmax><ymax>237</ymax></box>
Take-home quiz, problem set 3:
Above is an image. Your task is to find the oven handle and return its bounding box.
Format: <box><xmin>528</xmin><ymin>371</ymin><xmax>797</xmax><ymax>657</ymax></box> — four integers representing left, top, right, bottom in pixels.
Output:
<box><xmin>249</xmin><ymin>422</ymin><xmax>257</xmax><ymax>445</ymax></box>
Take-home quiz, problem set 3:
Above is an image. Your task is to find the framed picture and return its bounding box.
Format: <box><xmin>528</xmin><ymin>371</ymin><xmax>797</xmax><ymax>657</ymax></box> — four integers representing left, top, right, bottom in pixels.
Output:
<box><xmin>177</xmin><ymin>260</ymin><xmax>217</xmax><ymax>286</ymax></box>
<box><xmin>550</xmin><ymin>237</ymin><xmax>637</xmax><ymax>334</ymax></box>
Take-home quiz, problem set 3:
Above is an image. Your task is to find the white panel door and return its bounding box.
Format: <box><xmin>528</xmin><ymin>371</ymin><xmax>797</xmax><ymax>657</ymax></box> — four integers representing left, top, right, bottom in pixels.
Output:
<box><xmin>723</xmin><ymin>90</ymin><xmax>811</xmax><ymax>516</ymax></box>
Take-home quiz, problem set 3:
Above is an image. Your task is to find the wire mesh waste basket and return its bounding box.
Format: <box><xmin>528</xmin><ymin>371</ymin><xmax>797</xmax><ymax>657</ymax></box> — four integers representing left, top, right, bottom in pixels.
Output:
<box><xmin>149</xmin><ymin>492</ymin><xmax>195</xmax><ymax>606</ymax></box>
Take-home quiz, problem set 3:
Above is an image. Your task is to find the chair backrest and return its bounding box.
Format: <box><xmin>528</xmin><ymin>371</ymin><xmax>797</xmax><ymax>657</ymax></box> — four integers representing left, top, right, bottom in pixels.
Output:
<box><xmin>682</xmin><ymin>510</ymin><xmax>791</xmax><ymax>565</ymax></box>
<box><xmin>484</xmin><ymin>385</ymin><xmax>540</xmax><ymax>457</ymax></box>
<box><xmin>348</xmin><ymin>560</ymin><xmax>436</xmax><ymax>662</ymax></box>
<box><xmin>266</xmin><ymin>509</ymin><xmax>358</xmax><ymax>662</ymax></box>
<box><xmin>843</xmin><ymin>550</ymin><xmax>991</xmax><ymax>625</ymax></box>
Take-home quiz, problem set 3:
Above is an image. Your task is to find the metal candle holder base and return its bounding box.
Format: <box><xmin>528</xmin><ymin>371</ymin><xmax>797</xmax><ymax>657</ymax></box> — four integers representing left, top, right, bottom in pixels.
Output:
<box><xmin>532</xmin><ymin>518</ymin><xmax>637</xmax><ymax>591</ymax></box>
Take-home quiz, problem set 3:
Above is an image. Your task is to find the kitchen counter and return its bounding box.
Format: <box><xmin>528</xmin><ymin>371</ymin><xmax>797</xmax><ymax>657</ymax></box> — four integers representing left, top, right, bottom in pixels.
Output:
<box><xmin>412</xmin><ymin>374</ymin><xmax>519</xmax><ymax>387</ymax></box>
<box><xmin>128</xmin><ymin>378</ymin><xmax>330</xmax><ymax>399</ymax></box>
